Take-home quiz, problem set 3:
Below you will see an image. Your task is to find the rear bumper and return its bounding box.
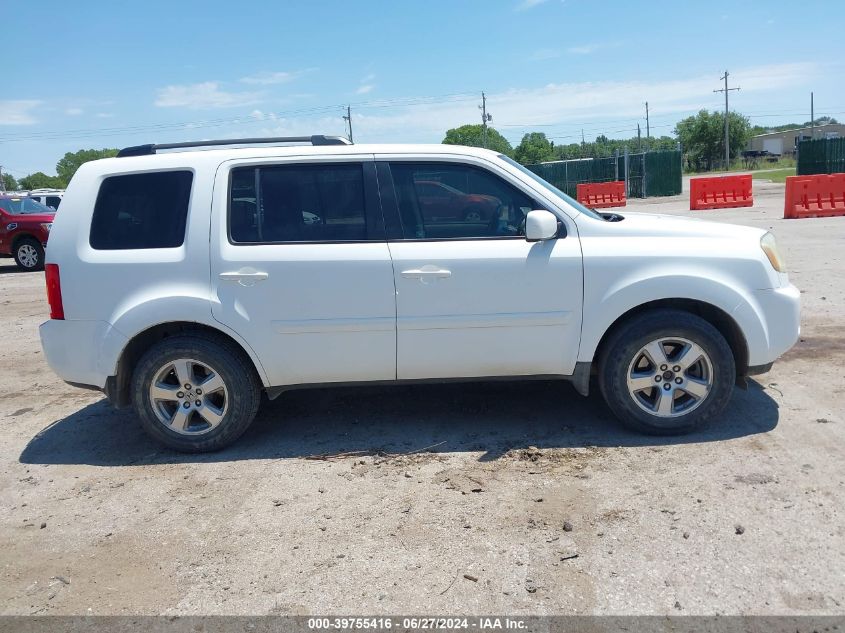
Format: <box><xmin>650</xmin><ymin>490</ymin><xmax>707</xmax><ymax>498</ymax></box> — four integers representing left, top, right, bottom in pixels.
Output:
<box><xmin>39</xmin><ymin>319</ymin><xmax>128</xmax><ymax>389</ymax></box>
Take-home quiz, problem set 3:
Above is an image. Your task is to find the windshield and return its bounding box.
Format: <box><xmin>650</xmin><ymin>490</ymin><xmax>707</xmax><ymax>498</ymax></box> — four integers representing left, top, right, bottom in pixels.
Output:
<box><xmin>497</xmin><ymin>154</ymin><xmax>605</xmax><ymax>220</ymax></box>
<box><xmin>0</xmin><ymin>197</ymin><xmax>55</xmax><ymax>215</ymax></box>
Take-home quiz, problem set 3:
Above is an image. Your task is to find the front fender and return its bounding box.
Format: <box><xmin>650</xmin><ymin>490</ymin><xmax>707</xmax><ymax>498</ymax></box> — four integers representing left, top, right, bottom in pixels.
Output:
<box><xmin>578</xmin><ymin>273</ymin><xmax>765</xmax><ymax>363</ymax></box>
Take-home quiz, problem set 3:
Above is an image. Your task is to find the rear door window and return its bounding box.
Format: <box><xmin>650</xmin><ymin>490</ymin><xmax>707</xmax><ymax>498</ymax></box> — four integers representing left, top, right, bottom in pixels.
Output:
<box><xmin>229</xmin><ymin>163</ymin><xmax>377</xmax><ymax>243</ymax></box>
<box><xmin>89</xmin><ymin>171</ymin><xmax>193</xmax><ymax>250</ymax></box>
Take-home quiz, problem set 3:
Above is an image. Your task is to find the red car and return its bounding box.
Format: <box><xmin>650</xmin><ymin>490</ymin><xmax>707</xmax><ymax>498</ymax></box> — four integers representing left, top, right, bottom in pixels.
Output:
<box><xmin>0</xmin><ymin>196</ymin><xmax>55</xmax><ymax>271</ymax></box>
<box><xmin>414</xmin><ymin>180</ymin><xmax>501</xmax><ymax>222</ymax></box>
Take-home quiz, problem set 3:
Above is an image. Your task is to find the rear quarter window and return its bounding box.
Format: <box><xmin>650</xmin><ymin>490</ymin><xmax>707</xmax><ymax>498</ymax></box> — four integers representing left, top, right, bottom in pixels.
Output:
<box><xmin>89</xmin><ymin>170</ymin><xmax>193</xmax><ymax>250</ymax></box>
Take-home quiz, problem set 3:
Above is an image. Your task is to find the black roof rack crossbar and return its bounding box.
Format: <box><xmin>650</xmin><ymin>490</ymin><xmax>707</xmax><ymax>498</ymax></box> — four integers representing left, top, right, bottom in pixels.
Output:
<box><xmin>117</xmin><ymin>135</ymin><xmax>351</xmax><ymax>157</ymax></box>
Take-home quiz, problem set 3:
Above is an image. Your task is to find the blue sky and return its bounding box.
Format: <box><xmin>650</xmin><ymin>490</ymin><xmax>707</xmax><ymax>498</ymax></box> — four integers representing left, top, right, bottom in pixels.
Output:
<box><xmin>3</xmin><ymin>0</ymin><xmax>844</xmax><ymax>178</ymax></box>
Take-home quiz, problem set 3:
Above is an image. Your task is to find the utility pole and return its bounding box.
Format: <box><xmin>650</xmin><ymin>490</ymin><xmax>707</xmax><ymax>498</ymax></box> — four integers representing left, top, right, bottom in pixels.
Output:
<box><xmin>713</xmin><ymin>70</ymin><xmax>740</xmax><ymax>170</ymax></box>
<box><xmin>644</xmin><ymin>101</ymin><xmax>650</xmax><ymax>142</ymax></box>
<box><xmin>810</xmin><ymin>92</ymin><xmax>814</xmax><ymax>140</ymax></box>
<box><xmin>637</xmin><ymin>123</ymin><xmax>642</xmax><ymax>153</ymax></box>
<box><xmin>479</xmin><ymin>92</ymin><xmax>491</xmax><ymax>148</ymax></box>
<box><xmin>343</xmin><ymin>105</ymin><xmax>353</xmax><ymax>143</ymax></box>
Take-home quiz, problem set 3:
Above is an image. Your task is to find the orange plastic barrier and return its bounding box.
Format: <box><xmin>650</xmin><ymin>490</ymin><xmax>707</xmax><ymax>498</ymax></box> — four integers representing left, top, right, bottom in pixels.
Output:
<box><xmin>690</xmin><ymin>174</ymin><xmax>753</xmax><ymax>210</ymax></box>
<box><xmin>784</xmin><ymin>173</ymin><xmax>845</xmax><ymax>219</ymax></box>
<box><xmin>576</xmin><ymin>181</ymin><xmax>626</xmax><ymax>209</ymax></box>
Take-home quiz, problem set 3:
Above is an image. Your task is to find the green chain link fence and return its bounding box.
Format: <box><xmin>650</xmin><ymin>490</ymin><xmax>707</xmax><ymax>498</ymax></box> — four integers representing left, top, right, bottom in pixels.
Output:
<box><xmin>527</xmin><ymin>149</ymin><xmax>682</xmax><ymax>199</ymax></box>
<box><xmin>797</xmin><ymin>138</ymin><xmax>845</xmax><ymax>175</ymax></box>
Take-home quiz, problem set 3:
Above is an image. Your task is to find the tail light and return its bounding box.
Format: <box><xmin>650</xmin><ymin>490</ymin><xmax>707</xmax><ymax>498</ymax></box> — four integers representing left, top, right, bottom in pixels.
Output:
<box><xmin>45</xmin><ymin>263</ymin><xmax>64</xmax><ymax>320</ymax></box>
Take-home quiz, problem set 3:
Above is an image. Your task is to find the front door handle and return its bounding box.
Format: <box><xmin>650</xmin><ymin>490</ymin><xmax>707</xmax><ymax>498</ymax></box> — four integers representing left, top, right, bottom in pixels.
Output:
<box><xmin>219</xmin><ymin>271</ymin><xmax>269</xmax><ymax>287</ymax></box>
<box><xmin>401</xmin><ymin>266</ymin><xmax>452</xmax><ymax>283</ymax></box>
<box><xmin>402</xmin><ymin>264</ymin><xmax>452</xmax><ymax>285</ymax></box>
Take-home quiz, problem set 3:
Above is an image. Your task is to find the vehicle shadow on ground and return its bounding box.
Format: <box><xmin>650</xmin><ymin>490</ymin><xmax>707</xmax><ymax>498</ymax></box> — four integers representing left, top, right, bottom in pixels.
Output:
<box><xmin>0</xmin><ymin>263</ymin><xmax>29</xmax><ymax>274</ymax></box>
<box><xmin>20</xmin><ymin>378</ymin><xmax>780</xmax><ymax>467</ymax></box>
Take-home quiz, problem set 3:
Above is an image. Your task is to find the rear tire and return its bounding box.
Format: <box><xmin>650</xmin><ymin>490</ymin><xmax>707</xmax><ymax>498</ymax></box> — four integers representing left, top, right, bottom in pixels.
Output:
<box><xmin>598</xmin><ymin>309</ymin><xmax>735</xmax><ymax>435</ymax></box>
<box><xmin>131</xmin><ymin>335</ymin><xmax>261</xmax><ymax>452</ymax></box>
<box><xmin>13</xmin><ymin>238</ymin><xmax>44</xmax><ymax>271</ymax></box>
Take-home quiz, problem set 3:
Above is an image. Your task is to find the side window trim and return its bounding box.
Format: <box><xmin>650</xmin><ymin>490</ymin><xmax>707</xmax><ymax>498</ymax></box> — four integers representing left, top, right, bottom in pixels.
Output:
<box><xmin>226</xmin><ymin>159</ymin><xmax>386</xmax><ymax>245</ymax></box>
<box><xmin>376</xmin><ymin>159</ymin><xmax>542</xmax><ymax>242</ymax></box>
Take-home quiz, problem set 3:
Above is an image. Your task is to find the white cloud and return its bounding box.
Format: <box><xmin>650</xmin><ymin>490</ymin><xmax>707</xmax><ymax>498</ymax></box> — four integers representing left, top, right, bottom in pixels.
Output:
<box><xmin>96</xmin><ymin>112</ymin><xmax>114</xmax><ymax>118</ymax></box>
<box><xmin>355</xmin><ymin>73</ymin><xmax>376</xmax><ymax>95</ymax></box>
<box><xmin>240</xmin><ymin>70</ymin><xmax>301</xmax><ymax>85</ymax></box>
<box><xmin>154</xmin><ymin>82</ymin><xmax>263</xmax><ymax>109</ymax></box>
<box><xmin>515</xmin><ymin>0</ymin><xmax>548</xmax><ymax>10</ymax></box>
<box><xmin>159</xmin><ymin>62</ymin><xmax>823</xmax><ymax>150</ymax></box>
<box><xmin>0</xmin><ymin>100</ymin><xmax>41</xmax><ymax>125</ymax></box>
<box><xmin>529</xmin><ymin>48</ymin><xmax>561</xmax><ymax>61</ymax></box>
<box><xmin>566</xmin><ymin>41</ymin><xmax>622</xmax><ymax>55</ymax></box>
<box><xmin>328</xmin><ymin>62</ymin><xmax>822</xmax><ymax>143</ymax></box>
<box><xmin>66</xmin><ymin>107</ymin><xmax>84</xmax><ymax>116</ymax></box>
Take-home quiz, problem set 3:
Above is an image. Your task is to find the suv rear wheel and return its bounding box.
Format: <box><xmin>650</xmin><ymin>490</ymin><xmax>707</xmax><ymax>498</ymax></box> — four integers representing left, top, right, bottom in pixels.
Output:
<box><xmin>131</xmin><ymin>335</ymin><xmax>261</xmax><ymax>452</ymax></box>
<box><xmin>598</xmin><ymin>309</ymin><xmax>735</xmax><ymax>435</ymax></box>
<box><xmin>14</xmin><ymin>238</ymin><xmax>44</xmax><ymax>271</ymax></box>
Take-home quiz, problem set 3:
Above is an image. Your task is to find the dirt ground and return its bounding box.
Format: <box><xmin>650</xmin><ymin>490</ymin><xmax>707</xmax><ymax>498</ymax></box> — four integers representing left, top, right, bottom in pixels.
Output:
<box><xmin>1</xmin><ymin>176</ymin><xmax>843</xmax><ymax>616</ymax></box>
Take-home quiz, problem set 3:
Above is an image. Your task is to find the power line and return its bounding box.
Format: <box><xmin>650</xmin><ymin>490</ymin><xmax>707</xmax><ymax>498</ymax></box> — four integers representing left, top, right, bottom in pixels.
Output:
<box><xmin>0</xmin><ymin>92</ymin><xmax>481</xmax><ymax>144</ymax></box>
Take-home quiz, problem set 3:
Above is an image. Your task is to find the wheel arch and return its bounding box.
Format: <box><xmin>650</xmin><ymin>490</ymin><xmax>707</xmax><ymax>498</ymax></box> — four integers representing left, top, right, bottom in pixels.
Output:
<box><xmin>107</xmin><ymin>321</ymin><xmax>269</xmax><ymax>408</ymax></box>
<box><xmin>590</xmin><ymin>298</ymin><xmax>749</xmax><ymax>379</ymax></box>
<box><xmin>11</xmin><ymin>231</ymin><xmax>40</xmax><ymax>251</ymax></box>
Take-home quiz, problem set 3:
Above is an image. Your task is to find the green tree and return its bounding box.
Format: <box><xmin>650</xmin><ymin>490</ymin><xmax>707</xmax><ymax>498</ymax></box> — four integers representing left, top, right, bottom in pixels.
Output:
<box><xmin>513</xmin><ymin>132</ymin><xmax>555</xmax><ymax>165</ymax></box>
<box><xmin>18</xmin><ymin>172</ymin><xmax>65</xmax><ymax>190</ymax></box>
<box><xmin>56</xmin><ymin>148</ymin><xmax>118</xmax><ymax>184</ymax></box>
<box><xmin>675</xmin><ymin>110</ymin><xmax>751</xmax><ymax>170</ymax></box>
<box><xmin>442</xmin><ymin>124</ymin><xmax>513</xmax><ymax>156</ymax></box>
<box><xmin>1</xmin><ymin>173</ymin><xmax>17</xmax><ymax>191</ymax></box>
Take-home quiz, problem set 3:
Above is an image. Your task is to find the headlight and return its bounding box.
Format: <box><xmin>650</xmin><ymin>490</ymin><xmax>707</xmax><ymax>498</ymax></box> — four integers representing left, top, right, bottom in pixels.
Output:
<box><xmin>41</xmin><ymin>223</ymin><xmax>52</xmax><ymax>232</ymax></box>
<box><xmin>760</xmin><ymin>232</ymin><xmax>786</xmax><ymax>273</ymax></box>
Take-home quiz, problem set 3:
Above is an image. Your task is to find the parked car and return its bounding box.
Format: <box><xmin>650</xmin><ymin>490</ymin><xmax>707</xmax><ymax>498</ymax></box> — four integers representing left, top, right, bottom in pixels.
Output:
<box><xmin>27</xmin><ymin>188</ymin><xmax>65</xmax><ymax>210</ymax></box>
<box><xmin>0</xmin><ymin>196</ymin><xmax>55</xmax><ymax>270</ymax></box>
<box><xmin>414</xmin><ymin>179</ymin><xmax>500</xmax><ymax>223</ymax></box>
<box><xmin>39</xmin><ymin>135</ymin><xmax>800</xmax><ymax>452</ymax></box>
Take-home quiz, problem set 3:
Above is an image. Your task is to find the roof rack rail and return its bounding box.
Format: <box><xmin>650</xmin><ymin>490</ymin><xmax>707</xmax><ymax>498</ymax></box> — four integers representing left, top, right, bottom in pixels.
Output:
<box><xmin>117</xmin><ymin>135</ymin><xmax>352</xmax><ymax>158</ymax></box>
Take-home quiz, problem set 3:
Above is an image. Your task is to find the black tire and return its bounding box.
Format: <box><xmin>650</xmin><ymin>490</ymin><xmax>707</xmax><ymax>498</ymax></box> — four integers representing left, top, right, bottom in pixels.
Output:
<box><xmin>131</xmin><ymin>335</ymin><xmax>261</xmax><ymax>452</ymax></box>
<box><xmin>13</xmin><ymin>237</ymin><xmax>44</xmax><ymax>271</ymax></box>
<box><xmin>598</xmin><ymin>309</ymin><xmax>735</xmax><ymax>435</ymax></box>
<box><xmin>463</xmin><ymin>206</ymin><xmax>485</xmax><ymax>222</ymax></box>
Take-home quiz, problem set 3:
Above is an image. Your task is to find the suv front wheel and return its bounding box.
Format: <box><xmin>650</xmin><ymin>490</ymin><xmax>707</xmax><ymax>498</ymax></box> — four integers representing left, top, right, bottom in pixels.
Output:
<box><xmin>131</xmin><ymin>335</ymin><xmax>261</xmax><ymax>452</ymax></box>
<box><xmin>598</xmin><ymin>310</ymin><xmax>735</xmax><ymax>435</ymax></box>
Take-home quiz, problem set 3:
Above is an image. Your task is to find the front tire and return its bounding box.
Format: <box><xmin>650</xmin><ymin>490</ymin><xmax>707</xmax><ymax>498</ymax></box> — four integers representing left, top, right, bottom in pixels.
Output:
<box><xmin>598</xmin><ymin>310</ymin><xmax>735</xmax><ymax>435</ymax></box>
<box><xmin>14</xmin><ymin>238</ymin><xmax>44</xmax><ymax>271</ymax></box>
<box><xmin>131</xmin><ymin>335</ymin><xmax>261</xmax><ymax>452</ymax></box>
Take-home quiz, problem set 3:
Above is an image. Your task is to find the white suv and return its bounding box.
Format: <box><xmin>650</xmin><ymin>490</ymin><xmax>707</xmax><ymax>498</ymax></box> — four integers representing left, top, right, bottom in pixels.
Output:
<box><xmin>39</xmin><ymin>136</ymin><xmax>800</xmax><ymax>452</ymax></box>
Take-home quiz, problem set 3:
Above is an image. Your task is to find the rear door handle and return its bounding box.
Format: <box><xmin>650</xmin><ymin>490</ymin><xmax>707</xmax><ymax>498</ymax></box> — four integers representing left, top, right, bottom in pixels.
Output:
<box><xmin>219</xmin><ymin>271</ymin><xmax>269</xmax><ymax>287</ymax></box>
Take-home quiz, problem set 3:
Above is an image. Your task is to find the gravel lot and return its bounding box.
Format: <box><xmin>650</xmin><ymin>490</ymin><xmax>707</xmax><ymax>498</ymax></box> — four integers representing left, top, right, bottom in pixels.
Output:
<box><xmin>1</xmin><ymin>177</ymin><xmax>843</xmax><ymax>616</ymax></box>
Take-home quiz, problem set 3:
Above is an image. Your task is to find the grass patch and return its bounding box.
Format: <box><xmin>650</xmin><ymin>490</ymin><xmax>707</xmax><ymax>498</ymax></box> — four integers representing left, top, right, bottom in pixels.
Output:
<box><xmin>752</xmin><ymin>168</ymin><xmax>795</xmax><ymax>183</ymax></box>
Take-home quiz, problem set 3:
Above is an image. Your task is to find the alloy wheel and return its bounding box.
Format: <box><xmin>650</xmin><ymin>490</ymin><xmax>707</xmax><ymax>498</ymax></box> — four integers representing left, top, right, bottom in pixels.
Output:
<box><xmin>625</xmin><ymin>337</ymin><xmax>714</xmax><ymax>418</ymax></box>
<box><xmin>148</xmin><ymin>358</ymin><xmax>228</xmax><ymax>435</ymax></box>
<box><xmin>17</xmin><ymin>244</ymin><xmax>39</xmax><ymax>268</ymax></box>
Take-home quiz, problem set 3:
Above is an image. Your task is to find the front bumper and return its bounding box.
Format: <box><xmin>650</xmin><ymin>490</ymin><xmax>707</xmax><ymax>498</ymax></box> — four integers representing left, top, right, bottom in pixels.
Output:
<box><xmin>743</xmin><ymin>284</ymin><xmax>801</xmax><ymax>367</ymax></box>
<box><xmin>39</xmin><ymin>319</ymin><xmax>128</xmax><ymax>389</ymax></box>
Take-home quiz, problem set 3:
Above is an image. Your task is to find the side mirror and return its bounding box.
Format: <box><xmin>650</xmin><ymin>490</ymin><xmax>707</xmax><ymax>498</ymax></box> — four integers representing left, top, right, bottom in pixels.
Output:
<box><xmin>525</xmin><ymin>210</ymin><xmax>558</xmax><ymax>242</ymax></box>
